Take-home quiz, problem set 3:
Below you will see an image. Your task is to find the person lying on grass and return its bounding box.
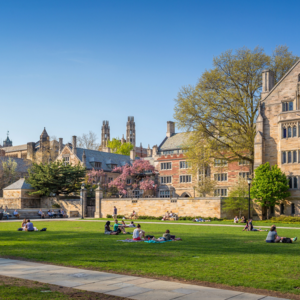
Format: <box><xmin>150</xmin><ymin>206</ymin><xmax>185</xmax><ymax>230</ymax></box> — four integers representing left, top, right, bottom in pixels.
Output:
<box><xmin>132</xmin><ymin>224</ymin><xmax>145</xmax><ymax>240</ymax></box>
<box><xmin>247</xmin><ymin>219</ymin><xmax>268</xmax><ymax>232</ymax></box>
<box><xmin>266</xmin><ymin>225</ymin><xmax>297</xmax><ymax>243</ymax></box>
<box><xmin>121</xmin><ymin>220</ymin><xmax>129</xmax><ymax>228</ymax></box>
<box><xmin>114</xmin><ymin>220</ymin><xmax>127</xmax><ymax>234</ymax></box>
<box><xmin>152</xmin><ymin>230</ymin><xmax>171</xmax><ymax>242</ymax></box>
<box><xmin>128</xmin><ymin>221</ymin><xmax>136</xmax><ymax>228</ymax></box>
<box><xmin>105</xmin><ymin>221</ymin><xmax>118</xmax><ymax>235</ymax></box>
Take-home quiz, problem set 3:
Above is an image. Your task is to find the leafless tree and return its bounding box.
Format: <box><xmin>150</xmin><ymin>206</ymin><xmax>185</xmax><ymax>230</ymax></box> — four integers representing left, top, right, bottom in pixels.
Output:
<box><xmin>77</xmin><ymin>131</ymin><xmax>100</xmax><ymax>150</ymax></box>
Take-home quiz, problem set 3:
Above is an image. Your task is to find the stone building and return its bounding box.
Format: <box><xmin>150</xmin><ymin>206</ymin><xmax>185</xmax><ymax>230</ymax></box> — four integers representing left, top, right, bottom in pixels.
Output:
<box><xmin>145</xmin><ymin>121</ymin><xmax>251</xmax><ymax>198</ymax></box>
<box><xmin>254</xmin><ymin>60</ymin><xmax>300</xmax><ymax>217</ymax></box>
<box><xmin>2</xmin><ymin>128</ymin><xmax>59</xmax><ymax>162</ymax></box>
<box><xmin>100</xmin><ymin>116</ymin><xmax>148</xmax><ymax>158</ymax></box>
<box><xmin>56</xmin><ymin>135</ymin><xmax>131</xmax><ymax>183</ymax></box>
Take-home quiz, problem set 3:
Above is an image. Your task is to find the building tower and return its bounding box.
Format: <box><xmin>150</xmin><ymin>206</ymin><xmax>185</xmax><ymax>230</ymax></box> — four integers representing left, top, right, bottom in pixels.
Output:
<box><xmin>3</xmin><ymin>131</ymin><xmax>12</xmax><ymax>147</ymax></box>
<box><xmin>126</xmin><ymin>116</ymin><xmax>136</xmax><ymax>148</ymax></box>
<box><xmin>101</xmin><ymin>121</ymin><xmax>110</xmax><ymax>147</ymax></box>
<box><xmin>40</xmin><ymin>127</ymin><xmax>50</xmax><ymax>163</ymax></box>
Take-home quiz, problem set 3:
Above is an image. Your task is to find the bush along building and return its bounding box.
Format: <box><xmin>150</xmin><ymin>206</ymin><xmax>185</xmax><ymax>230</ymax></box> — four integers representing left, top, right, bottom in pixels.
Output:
<box><xmin>254</xmin><ymin>60</ymin><xmax>300</xmax><ymax>218</ymax></box>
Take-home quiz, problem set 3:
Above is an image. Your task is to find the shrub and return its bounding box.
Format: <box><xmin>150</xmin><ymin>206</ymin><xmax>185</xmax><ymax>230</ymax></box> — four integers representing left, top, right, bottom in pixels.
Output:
<box><xmin>107</xmin><ymin>214</ymin><xmax>112</xmax><ymax>218</ymax></box>
<box><xmin>267</xmin><ymin>216</ymin><xmax>300</xmax><ymax>224</ymax></box>
<box><xmin>52</xmin><ymin>203</ymin><xmax>61</xmax><ymax>208</ymax></box>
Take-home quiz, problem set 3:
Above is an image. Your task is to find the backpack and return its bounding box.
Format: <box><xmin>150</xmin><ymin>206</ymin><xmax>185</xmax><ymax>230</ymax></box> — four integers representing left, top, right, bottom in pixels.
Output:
<box><xmin>281</xmin><ymin>238</ymin><xmax>292</xmax><ymax>243</ymax></box>
<box><xmin>17</xmin><ymin>228</ymin><xmax>23</xmax><ymax>231</ymax></box>
<box><xmin>40</xmin><ymin>228</ymin><xmax>47</xmax><ymax>232</ymax></box>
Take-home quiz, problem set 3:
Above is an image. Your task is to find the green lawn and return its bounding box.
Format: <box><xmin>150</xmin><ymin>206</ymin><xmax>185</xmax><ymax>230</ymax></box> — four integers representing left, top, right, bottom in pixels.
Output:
<box><xmin>1</xmin><ymin>221</ymin><xmax>300</xmax><ymax>295</ymax></box>
<box><xmin>89</xmin><ymin>217</ymin><xmax>300</xmax><ymax>228</ymax></box>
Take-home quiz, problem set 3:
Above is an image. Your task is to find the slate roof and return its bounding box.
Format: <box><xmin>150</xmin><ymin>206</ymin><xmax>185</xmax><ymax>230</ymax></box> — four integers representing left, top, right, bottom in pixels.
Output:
<box><xmin>158</xmin><ymin>132</ymin><xmax>192</xmax><ymax>151</ymax></box>
<box><xmin>2</xmin><ymin>144</ymin><xmax>27</xmax><ymax>153</ymax></box>
<box><xmin>3</xmin><ymin>178</ymin><xmax>33</xmax><ymax>190</ymax></box>
<box><xmin>0</xmin><ymin>157</ymin><xmax>31</xmax><ymax>173</ymax></box>
<box><xmin>76</xmin><ymin>148</ymin><xmax>131</xmax><ymax>171</ymax></box>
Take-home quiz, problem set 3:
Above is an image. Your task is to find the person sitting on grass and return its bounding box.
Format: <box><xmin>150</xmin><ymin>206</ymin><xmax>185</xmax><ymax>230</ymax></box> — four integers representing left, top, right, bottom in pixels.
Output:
<box><xmin>132</xmin><ymin>224</ymin><xmax>145</xmax><ymax>240</ymax></box>
<box><xmin>266</xmin><ymin>225</ymin><xmax>297</xmax><ymax>243</ymax></box>
<box><xmin>121</xmin><ymin>220</ymin><xmax>129</xmax><ymax>228</ymax></box>
<box><xmin>247</xmin><ymin>219</ymin><xmax>268</xmax><ymax>232</ymax></box>
<box><xmin>234</xmin><ymin>216</ymin><xmax>239</xmax><ymax>223</ymax></box>
<box><xmin>105</xmin><ymin>221</ymin><xmax>118</xmax><ymax>235</ymax></box>
<box><xmin>240</xmin><ymin>216</ymin><xmax>246</xmax><ymax>223</ymax></box>
<box><xmin>194</xmin><ymin>217</ymin><xmax>204</xmax><ymax>222</ymax></box>
<box><xmin>38</xmin><ymin>209</ymin><xmax>45</xmax><ymax>219</ymax></box>
<box><xmin>130</xmin><ymin>210</ymin><xmax>137</xmax><ymax>219</ymax></box>
<box><xmin>114</xmin><ymin>220</ymin><xmax>127</xmax><ymax>234</ymax></box>
<box><xmin>128</xmin><ymin>221</ymin><xmax>136</xmax><ymax>228</ymax></box>
<box><xmin>152</xmin><ymin>229</ymin><xmax>172</xmax><ymax>242</ymax></box>
<box><xmin>242</xmin><ymin>220</ymin><xmax>249</xmax><ymax>231</ymax></box>
<box><xmin>21</xmin><ymin>219</ymin><xmax>27</xmax><ymax>230</ymax></box>
<box><xmin>25</xmin><ymin>219</ymin><xmax>35</xmax><ymax>232</ymax></box>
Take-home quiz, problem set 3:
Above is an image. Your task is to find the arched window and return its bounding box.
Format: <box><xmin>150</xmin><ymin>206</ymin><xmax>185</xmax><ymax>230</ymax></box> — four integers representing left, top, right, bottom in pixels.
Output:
<box><xmin>293</xmin><ymin>126</ymin><xmax>297</xmax><ymax>137</ymax></box>
<box><xmin>288</xmin><ymin>127</ymin><xmax>292</xmax><ymax>138</ymax></box>
<box><xmin>283</xmin><ymin>127</ymin><xmax>287</xmax><ymax>138</ymax></box>
<box><xmin>294</xmin><ymin>177</ymin><xmax>298</xmax><ymax>189</ymax></box>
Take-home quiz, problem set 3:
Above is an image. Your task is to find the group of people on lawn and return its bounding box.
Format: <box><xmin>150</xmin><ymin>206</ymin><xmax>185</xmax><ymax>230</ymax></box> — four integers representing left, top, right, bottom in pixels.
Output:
<box><xmin>21</xmin><ymin>219</ymin><xmax>37</xmax><ymax>231</ymax></box>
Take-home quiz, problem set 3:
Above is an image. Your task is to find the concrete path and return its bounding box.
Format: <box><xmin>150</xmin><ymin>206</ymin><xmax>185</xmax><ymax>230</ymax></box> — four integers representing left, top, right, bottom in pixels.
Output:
<box><xmin>0</xmin><ymin>258</ymin><xmax>288</xmax><ymax>300</ymax></box>
<box><xmin>1</xmin><ymin>218</ymin><xmax>300</xmax><ymax>230</ymax></box>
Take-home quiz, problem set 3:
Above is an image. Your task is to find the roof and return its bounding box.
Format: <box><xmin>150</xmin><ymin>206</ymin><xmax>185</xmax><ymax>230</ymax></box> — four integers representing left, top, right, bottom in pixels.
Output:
<box><xmin>3</xmin><ymin>178</ymin><xmax>33</xmax><ymax>190</ymax></box>
<box><xmin>2</xmin><ymin>144</ymin><xmax>27</xmax><ymax>153</ymax></box>
<box><xmin>0</xmin><ymin>157</ymin><xmax>31</xmax><ymax>173</ymax></box>
<box><xmin>40</xmin><ymin>127</ymin><xmax>49</xmax><ymax>139</ymax></box>
<box><xmin>262</xmin><ymin>59</ymin><xmax>300</xmax><ymax>102</ymax></box>
<box><xmin>158</xmin><ymin>132</ymin><xmax>192</xmax><ymax>151</ymax></box>
<box><xmin>76</xmin><ymin>148</ymin><xmax>131</xmax><ymax>171</ymax></box>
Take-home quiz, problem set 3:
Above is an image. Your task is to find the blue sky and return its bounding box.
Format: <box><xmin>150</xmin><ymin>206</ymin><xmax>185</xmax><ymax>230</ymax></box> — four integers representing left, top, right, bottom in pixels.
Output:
<box><xmin>0</xmin><ymin>0</ymin><xmax>299</xmax><ymax>148</ymax></box>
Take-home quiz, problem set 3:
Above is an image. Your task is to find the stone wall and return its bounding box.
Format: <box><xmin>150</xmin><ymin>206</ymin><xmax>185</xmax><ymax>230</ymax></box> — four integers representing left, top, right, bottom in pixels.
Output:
<box><xmin>40</xmin><ymin>197</ymin><xmax>82</xmax><ymax>216</ymax></box>
<box><xmin>100</xmin><ymin>197</ymin><xmax>224</xmax><ymax>218</ymax></box>
<box><xmin>0</xmin><ymin>197</ymin><xmax>40</xmax><ymax>209</ymax></box>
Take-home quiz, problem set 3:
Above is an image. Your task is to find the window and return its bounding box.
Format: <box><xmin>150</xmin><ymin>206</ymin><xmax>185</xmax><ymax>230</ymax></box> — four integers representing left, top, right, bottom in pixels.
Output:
<box><xmin>63</xmin><ymin>156</ymin><xmax>70</xmax><ymax>165</ymax></box>
<box><xmin>180</xmin><ymin>175</ymin><xmax>192</xmax><ymax>183</ymax></box>
<box><xmin>160</xmin><ymin>190</ymin><xmax>170</xmax><ymax>198</ymax></box>
<box><xmin>293</xmin><ymin>126</ymin><xmax>297</xmax><ymax>137</ymax></box>
<box><xmin>283</xmin><ymin>127</ymin><xmax>287</xmax><ymax>138</ymax></box>
<box><xmin>294</xmin><ymin>177</ymin><xmax>298</xmax><ymax>189</ymax></box>
<box><xmin>108</xmin><ymin>177</ymin><xmax>113</xmax><ymax>183</ymax></box>
<box><xmin>287</xmin><ymin>176</ymin><xmax>298</xmax><ymax>189</ymax></box>
<box><xmin>180</xmin><ymin>161</ymin><xmax>191</xmax><ymax>169</ymax></box>
<box><xmin>288</xmin><ymin>127</ymin><xmax>292</xmax><ymax>138</ymax></box>
<box><xmin>214</xmin><ymin>173</ymin><xmax>227</xmax><ymax>181</ymax></box>
<box><xmin>163</xmin><ymin>150</ymin><xmax>174</xmax><ymax>155</ymax></box>
<box><xmin>160</xmin><ymin>176</ymin><xmax>172</xmax><ymax>184</ymax></box>
<box><xmin>126</xmin><ymin>179</ymin><xmax>132</xmax><ymax>184</ymax></box>
<box><xmin>293</xmin><ymin>151</ymin><xmax>297</xmax><ymax>163</ymax></box>
<box><xmin>282</xmin><ymin>101</ymin><xmax>293</xmax><ymax>112</ymax></box>
<box><xmin>280</xmin><ymin>203</ymin><xmax>285</xmax><ymax>215</ymax></box>
<box><xmin>214</xmin><ymin>189</ymin><xmax>227</xmax><ymax>196</ymax></box>
<box><xmin>288</xmin><ymin>151</ymin><xmax>292</xmax><ymax>163</ymax></box>
<box><xmin>291</xmin><ymin>203</ymin><xmax>295</xmax><ymax>215</ymax></box>
<box><xmin>95</xmin><ymin>162</ymin><xmax>102</xmax><ymax>168</ymax></box>
<box><xmin>239</xmin><ymin>172</ymin><xmax>250</xmax><ymax>179</ymax></box>
<box><xmin>239</xmin><ymin>160</ymin><xmax>250</xmax><ymax>165</ymax></box>
<box><xmin>288</xmin><ymin>177</ymin><xmax>292</xmax><ymax>188</ymax></box>
<box><xmin>270</xmin><ymin>206</ymin><xmax>275</xmax><ymax>215</ymax></box>
<box><xmin>107</xmin><ymin>164</ymin><xmax>117</xmax><ymax>170</ymax></box>
<box><xmin>161</xmin><ymin>162</ymin><xmax>172</xmax><ymax>170</ymax></box>
<box><xmin>282</xmin><ymin>152</ymin><xmax>286</xmax><ymax>164</ymax></box>
<box><xmin>199</xmin><ymin>167</ymin><xmax>209</xmax><ymax>177</ymax></box>
<box><xmin>214</xmin><ymin>159</ymin><xmax>227</xmax><ymax>166</ymax></box>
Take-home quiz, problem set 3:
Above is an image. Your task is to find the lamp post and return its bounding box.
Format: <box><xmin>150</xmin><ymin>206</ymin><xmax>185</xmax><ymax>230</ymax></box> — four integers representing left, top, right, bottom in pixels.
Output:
<box><xmin>81</xmin><ymin>183</ymin><xmax>85</xmax><ymax>219</ymax></box>
<box><xmin>247</xmin><ymin>178</ymin><xmax>252</xmax><ymax>220</ymax></box>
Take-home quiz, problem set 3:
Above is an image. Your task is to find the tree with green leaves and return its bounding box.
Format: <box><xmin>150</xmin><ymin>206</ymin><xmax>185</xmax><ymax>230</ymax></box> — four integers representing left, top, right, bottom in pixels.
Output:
<box><xmin>250</xmin><ymin>162</ymin><xmax>290</xmax><ymax>219</ymax></box>
<box><xmin>26</xmin><ymin>161</ymin><xmax>86</xmax><ymax>196</ymax></box>
<box><xmin>223</xmin><ymin>177</ymin><xmax>249</xmax><ymax>218</ymax></box>
<box><xmin>175</xmin><ymin>46</ymin><xmax>299</xmax><ymax>171</ymax></box>
<box><xmin>107</xmin><ymin>138</ymin><xmax>134</xmax><ymax>156</ymax></box>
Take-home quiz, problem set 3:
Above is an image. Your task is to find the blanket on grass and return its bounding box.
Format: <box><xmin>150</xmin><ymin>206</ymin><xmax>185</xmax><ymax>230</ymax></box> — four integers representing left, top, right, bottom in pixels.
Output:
<box><xmin>117</xmin><ymin>239</ymin><xmax>144</xmax><ymax>243</ymax></box>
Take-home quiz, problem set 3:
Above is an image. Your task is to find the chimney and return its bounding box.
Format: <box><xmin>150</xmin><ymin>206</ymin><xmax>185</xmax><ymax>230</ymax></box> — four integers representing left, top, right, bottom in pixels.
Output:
<box><xmin>152</xmin><ymin>145</ymin><xmax>158</xmax><ymax>157</ymax></box>
<box><xmin>166</xmin><ymin>121</ymin><xmax>175</xmax><ymax>138</ymax></box>
<box><xmin>59</xmin><ymin>138</ymin><xmax>63</xmax><ymax>153</ymax></box>
<box><xmin>82</xmin><ymin>150</ymin><xmax>86</xmax><ymax>167</ymax></box>
<box><xmin>102</xmin><ymin>147</ymin><xmax>111</xmax><ymax>153</ymax></box>
<box><xmin>261</xmin><ymin>69</ymin><xmax>275</xmax><ymax>99</ymax></box>
<box><xmin>72</xmin><ymin>136</ymin><xmax>77</xmax><ymax>155</ymax></box>
<box><xmin>147</xmin><ymin>145</ymin><xmax>152</xmax><ymax>157</ymax></box>
<box><xmin>27</xmin><ymin>142</ymin><xmax>35</xmax><ymax>160</ymax></box>
<box><xmin>130</xmin><ymin>149</ymin><xmax>136</xmax><ymax>160</ymax></box>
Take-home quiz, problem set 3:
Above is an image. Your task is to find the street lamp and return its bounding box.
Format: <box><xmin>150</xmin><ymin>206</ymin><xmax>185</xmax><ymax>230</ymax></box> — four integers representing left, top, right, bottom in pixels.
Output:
<box><xmin>247</xmin><ymin>178</ymin><xmax>252</xmax><ymax>220</ymax></box>
<box><xmin>81</xmin><ymin>183</ymin><xmax>85</xmax><ymax>219</ymax></box>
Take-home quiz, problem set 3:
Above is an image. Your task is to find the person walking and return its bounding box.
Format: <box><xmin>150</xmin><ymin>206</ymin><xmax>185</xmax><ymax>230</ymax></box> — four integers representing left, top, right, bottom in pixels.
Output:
<box><xmin>113</xmin><ymin>206</ymin><xmax>117</xmax><ymax>220</ymax></box>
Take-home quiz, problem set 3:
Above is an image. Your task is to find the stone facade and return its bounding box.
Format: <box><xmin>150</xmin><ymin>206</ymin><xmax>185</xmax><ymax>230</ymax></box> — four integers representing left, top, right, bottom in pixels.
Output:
<box><xmin>254</xmin><ymin>60</ymin><xmax>300</xmax><ymax>217</ymax></box>
<box><xmin>100</xmin><ymin>197</ymin><xmax>226</xmax><ymax>218</ymax></box>
<box><xmin>40</xmin><ymin>197</ymin><xmax>82</xmax><ymax>216</ymax></box>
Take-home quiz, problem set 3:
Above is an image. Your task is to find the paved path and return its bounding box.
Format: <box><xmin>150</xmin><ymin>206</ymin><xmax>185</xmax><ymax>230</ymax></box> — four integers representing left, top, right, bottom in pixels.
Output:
<box><xmin>1</xmin><ymin>218</ymin><xmax>300</xmax><ymax>230</ymax></box>
<box><xmin>0</xmin><ymin>258</ymin><xmax>288</xmax><ymax>300</ymax></box>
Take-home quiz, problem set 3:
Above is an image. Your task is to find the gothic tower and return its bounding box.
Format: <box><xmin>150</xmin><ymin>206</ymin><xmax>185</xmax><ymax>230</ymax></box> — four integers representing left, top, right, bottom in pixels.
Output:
<box><xmin>126</xmin><ymin>116</ymin><xmax>136</xmax><ymax>148</ymax></box>
<box><xmin>3</xmin><ymin>131</ymin><xmax>12</xmax><ymax>147</ymax></box>
<box><xmin>40</xmin><ymin>127</ymin><xmax>50</xmax><ymax>163</ymax></box>
<box><xmin>101</xmin><ymin>121</ymin><xmax>110</xmax><ymax>147</ymax></box>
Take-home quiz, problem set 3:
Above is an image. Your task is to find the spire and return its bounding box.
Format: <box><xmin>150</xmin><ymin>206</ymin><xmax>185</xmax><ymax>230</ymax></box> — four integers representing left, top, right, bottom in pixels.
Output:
<box><xmin>40</xmin><ymin>127</ymin><xmax>49</xmax><ymax>141</ymax></box>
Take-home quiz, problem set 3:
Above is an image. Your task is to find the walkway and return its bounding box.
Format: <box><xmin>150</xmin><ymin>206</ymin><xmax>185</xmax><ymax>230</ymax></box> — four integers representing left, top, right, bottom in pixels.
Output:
<box><xmin>0</xmin><ymin>258</ymin><xmax>287</xmax><ymax>300</ymax></box>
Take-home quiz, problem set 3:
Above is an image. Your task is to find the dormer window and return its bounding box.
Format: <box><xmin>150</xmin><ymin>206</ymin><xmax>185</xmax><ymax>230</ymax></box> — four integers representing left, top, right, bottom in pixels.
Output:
<box><xmin>107</xmin><ymin>164</ymin><xmax>117</xmax><ymax>170</ymax></box>
<box><xmin>282</xmin><ymin>101</ymin><xmax>293</xmax><ymax>112</ymax></box>
<box><xmin>95</xmin><ymin>162</ymin><xmax>102</xmax><ymax>168</ymax></box>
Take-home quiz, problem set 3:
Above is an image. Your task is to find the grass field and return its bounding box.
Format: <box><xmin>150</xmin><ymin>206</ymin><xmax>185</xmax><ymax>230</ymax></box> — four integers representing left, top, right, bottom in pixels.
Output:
<box><xmin>1</xmin><ymin>221</ymin><xmax>300</xmax><ymax>296</ymax></box>
<box><xmin>90</xmin><ymin>217</ymin><xmax>300</xmax><ymax>228</ymax></box>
